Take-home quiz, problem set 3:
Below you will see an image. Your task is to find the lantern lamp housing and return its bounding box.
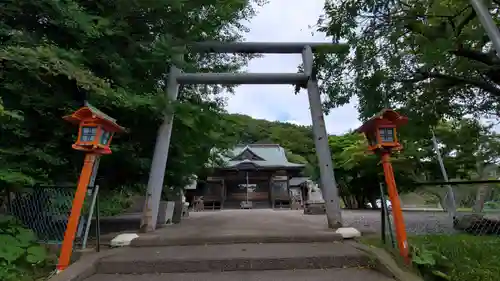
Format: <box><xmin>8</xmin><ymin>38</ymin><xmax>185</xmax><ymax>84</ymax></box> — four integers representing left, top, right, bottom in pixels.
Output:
<box><xmin>356</xmin><ymin>109</ymin><xmax>408</xmax><ymax>152</ymax></box>
<box><xmin>63</xmin><ymin>104</ymin><xmax>126</xmax><ymax>155</ymax></box>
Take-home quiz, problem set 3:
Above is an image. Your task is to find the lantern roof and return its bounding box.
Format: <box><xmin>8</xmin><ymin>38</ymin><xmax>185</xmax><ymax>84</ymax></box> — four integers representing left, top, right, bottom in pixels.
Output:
<box><xmin>356</xmin><ymin>108</ymin><xmax>408</xmax><ymax>133</ymax></box>
<box><xmin>63</xmin><ymin>103</ymin><xmax>126</xmax><ymax>133</ymax></box>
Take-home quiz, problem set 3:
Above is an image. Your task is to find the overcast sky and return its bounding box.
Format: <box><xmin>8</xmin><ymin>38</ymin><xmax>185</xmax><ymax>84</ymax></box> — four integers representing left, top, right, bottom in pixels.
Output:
<box><xmin>223</xmin><ymin>0</ymin><xmax>361</xmax><ymax>135</ymax></box>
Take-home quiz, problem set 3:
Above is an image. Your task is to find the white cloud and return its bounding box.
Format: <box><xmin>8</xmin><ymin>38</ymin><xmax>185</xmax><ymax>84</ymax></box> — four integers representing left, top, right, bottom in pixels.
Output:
<box><xmin>223</xmin><ymin>0</ymin><xmax>361</xmax><ymax>135</ymax></box>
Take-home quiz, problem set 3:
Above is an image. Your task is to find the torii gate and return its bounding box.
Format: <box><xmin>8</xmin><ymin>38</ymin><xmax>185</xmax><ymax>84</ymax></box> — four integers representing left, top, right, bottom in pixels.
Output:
<box><xmin>140</xmin><ymin>42</ymin><xmax>343</xmax><ymax>231</ymax></box>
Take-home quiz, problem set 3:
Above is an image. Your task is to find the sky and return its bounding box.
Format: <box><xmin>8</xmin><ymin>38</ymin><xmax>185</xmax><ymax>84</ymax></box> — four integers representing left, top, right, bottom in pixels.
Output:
<box><xmin>223</xmin><ymin>0</ymin><xmax>361</xmax><ymax>135</ymax></box>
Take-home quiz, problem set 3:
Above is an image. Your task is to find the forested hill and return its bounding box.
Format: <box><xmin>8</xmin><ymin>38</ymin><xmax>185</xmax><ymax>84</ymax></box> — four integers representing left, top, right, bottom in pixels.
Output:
<box><xmin>222</xmin><ymin>114</ymin><xmax>317</xmax><ymax>160</ymax></box>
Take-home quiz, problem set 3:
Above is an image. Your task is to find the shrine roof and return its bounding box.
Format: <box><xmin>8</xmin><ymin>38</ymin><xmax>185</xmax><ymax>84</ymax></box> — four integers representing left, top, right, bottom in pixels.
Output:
<box><xmin>211</xmin><ymin>144</ymin><xmax>305</xmax><ymax>169</ymax></box>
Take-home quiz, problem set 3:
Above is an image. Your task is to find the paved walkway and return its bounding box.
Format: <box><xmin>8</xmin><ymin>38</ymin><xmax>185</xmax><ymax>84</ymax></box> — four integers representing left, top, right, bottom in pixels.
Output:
<box><xmin>132</xmin><ymin>209</ymin><xmax>345</xmax><ymax>246</ymax></box>
<box><xmin>132</xmin><ymin>208</ymin><xmax>457</xmax><ymax>246</ymax></box>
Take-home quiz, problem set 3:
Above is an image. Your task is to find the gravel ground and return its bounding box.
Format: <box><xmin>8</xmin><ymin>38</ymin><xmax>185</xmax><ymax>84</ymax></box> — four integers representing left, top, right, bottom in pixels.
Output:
<box><xmin>341</xmin><ymin>210</ymin><xmax>458</xmax><ymax>235</ymax></box>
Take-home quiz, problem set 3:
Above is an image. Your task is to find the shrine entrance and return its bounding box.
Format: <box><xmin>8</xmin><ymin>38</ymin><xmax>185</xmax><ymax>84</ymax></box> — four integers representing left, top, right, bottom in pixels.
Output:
<box><xmin>141</xmin><ymin>42</ymin><xmax>344</xmax><ymax>231</ymax></box>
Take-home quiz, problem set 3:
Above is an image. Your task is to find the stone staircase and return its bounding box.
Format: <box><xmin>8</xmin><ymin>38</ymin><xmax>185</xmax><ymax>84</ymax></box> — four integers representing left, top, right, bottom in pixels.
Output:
<box><xmin>51</xmin><ymin>210</ymin><xmax>418</xmax><ymax>281</ymax></box>
<box><xmin>69</xmin><ymin>241</ymin><xmax>396</xmax><ymax>281</ymax></box>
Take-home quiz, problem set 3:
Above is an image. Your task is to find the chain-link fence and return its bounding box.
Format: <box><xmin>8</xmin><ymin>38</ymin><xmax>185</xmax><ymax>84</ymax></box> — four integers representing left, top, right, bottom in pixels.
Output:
<box><xmin>378</xmin><ymin>180</ymin><xmax>500</xmax><ymax>241</ymax></box>
<box><xmin>3</xmin><ymin>185</ymin><xmax>85</xmax><ymax>244</ymax></box>
<box><xmin>1</xmin><ymin>184</ymin><xmax>103</xmax><ymax>253</ymax></box>
<box><xmin>2</xmin><ymin>184</ymin><xmax>102</xmax><ymax>251</ymax></box>
<box><xmin>450</xmin><ymin>180</ymin><xmax>500</xmax><ymax>236</ymax></box>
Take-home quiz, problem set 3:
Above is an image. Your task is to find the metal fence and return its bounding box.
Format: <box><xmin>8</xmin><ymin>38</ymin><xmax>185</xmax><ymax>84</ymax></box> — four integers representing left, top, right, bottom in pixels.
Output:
<box><xmin>6</xmin><ymin>185</ymin><xmax>76</xmax><ymax>244</ymax></box>
<box><xmin>2</xmin><ymin>184</ymin><xmax>100</xmax><ymax>246</ymax></box>
<box><xmin>447</xmin><ymin>180</ymin><xmax>500</xmax><ymax>236</ymax></box>
<box><xmin>380</xmin><ymin>180</ymin><xmax>500</xmax><ymax>242</ymax></box>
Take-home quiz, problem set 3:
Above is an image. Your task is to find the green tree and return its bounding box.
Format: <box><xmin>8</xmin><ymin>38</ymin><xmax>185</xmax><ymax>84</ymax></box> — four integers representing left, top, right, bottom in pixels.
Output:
<box><xmin>315</xmin><ymin>0</ymin><xmax>500</xmax><ymax>123</ymax></box>
<box><xmin>403</xmin><ymin>118</ymin><xmax>500</xmax><ymax>181</ymax></box>
<box><xmin>326</xmin><ymin>133</ymin><xmax>419</xmax><ymax>209</ymax></box>
<box><xmin>406</xmin><ymin>119</ymin><xmax>500</xmax><ymax>209</ymax></box>
<box><xmin>0</xmin><ymin>0</ymin><xmax>265</xmax><ymax>190</ymax></box>
<box><xmin>328</xmin><ymin>133</ymin><xmax>379</xmax><ymax>208</ymax></box>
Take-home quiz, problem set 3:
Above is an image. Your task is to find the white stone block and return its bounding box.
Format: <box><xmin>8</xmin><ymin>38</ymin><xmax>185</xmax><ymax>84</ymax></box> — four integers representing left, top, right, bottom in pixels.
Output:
<box><xmin>110</xmin><ymin>233</ymin><xmax>139</xmax><ymax>247</ymax></box>
<box><xmin>335</xmin><ymin>227</ymin><xmax>361</xmax><ymax>239</ymax></box>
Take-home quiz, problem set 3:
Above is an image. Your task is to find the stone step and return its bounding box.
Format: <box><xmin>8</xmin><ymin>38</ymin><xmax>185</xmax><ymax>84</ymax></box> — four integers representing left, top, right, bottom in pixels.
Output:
<box><xmin>130</xmin><ymin>232</ymin><xmax>343</xmax><ymax>247</ymax></box>
<box><xmin>85</xmin><ymin>268</ymin><xmax>395</xmax><ymax>281</ymax></box>
<box><xmin>96</xmin><ymin>242</ymin><xmax>373</xmax><ymax>274</ymax></box>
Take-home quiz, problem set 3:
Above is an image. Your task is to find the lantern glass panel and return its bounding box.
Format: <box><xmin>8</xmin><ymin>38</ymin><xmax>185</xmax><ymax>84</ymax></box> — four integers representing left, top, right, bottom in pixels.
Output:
<box><xmin>80</xmin><ymin>126</ymin><xmax>97</xmax><ymax>142</ymax></box>
<box><xmin>379</xmin><ymin>127</ymin><xmax>395</xmax><ymax>142</ymax></box>
<box><xmin>100</xmin><ymin>129</ymin><xmax>111</xmax><ymax>145</ymax></box>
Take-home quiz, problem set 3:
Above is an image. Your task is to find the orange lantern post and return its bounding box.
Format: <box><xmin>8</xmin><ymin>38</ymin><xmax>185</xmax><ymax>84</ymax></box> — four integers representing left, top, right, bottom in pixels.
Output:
<box><xmin>57</xmin><ymin>104</ymin><xmax>125</xmax><ymax>272</ymax></box>
<box><xmin>356</xmin><ymin>109</ymin><xmax>410</xmax><ymax>264</ymax></box>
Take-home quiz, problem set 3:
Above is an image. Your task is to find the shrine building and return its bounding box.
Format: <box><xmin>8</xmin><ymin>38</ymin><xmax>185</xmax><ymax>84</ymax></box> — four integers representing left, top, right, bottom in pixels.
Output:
<box><xmin>191</xmin><ymin>144</ymin><xmax>309</xmax><ymax>210</ymax></box>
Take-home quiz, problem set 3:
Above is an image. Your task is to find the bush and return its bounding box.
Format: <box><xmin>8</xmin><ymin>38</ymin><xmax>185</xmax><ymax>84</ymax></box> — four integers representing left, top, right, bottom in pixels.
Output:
<box><xmin>0</xmin><ymin>215</ymin><xmax>49</xmax><ymax>281</ymax></box>
<box><xmin>97</xmin><ymin>188</ymin><xmax>136</xmax><ymax>217</ymax></box>
<box><xmin>411</xmin><ymin>245</ymin><xmax>451</xmax><ymax>281</ymax></box>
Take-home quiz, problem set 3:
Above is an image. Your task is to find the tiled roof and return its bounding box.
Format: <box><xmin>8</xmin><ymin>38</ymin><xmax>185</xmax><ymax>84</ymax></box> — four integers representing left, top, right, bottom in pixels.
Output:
<box><xmin>221</xmin><ymin>144</ymin><xmax>305</xmax><ymax>168</ymax></box>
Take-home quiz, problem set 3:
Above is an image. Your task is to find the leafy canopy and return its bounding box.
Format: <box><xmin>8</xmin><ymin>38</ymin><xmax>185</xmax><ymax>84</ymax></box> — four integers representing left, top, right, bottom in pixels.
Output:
<box><xmin>316</xmin><ymin>0</ymin><xmax>500</xmax><ymax>124</ymax></box>
<box><xmin>0</xmin><ymin>0</ymin><xmax>265</xmax><ymax>189</ymax></box>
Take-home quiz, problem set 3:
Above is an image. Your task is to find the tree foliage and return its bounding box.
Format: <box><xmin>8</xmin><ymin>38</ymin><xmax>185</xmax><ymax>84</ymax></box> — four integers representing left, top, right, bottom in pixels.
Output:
<box><xmin>315</xmin><ymin>0</ymin><xmax>500</xmax><ymax>123</ymax></box>
<box><xmin>2</xmin><ymin>0</ymin><xmax>500</xmax><ymax>215</ymax></box>
<box><xmin>328</xmin><ymin>132</ymin><xmax>417</xmax><ymax>208</ymax></box>
<box><xmin>0</xmin><ymin>0</ymin><xmax>264</xmax><ymax>189</ymax></box>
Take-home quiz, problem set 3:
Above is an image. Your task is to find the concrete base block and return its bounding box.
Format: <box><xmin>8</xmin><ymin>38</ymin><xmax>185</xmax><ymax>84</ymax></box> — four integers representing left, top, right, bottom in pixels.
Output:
<box><xmin>335</xmin><ymin>227</ymin><xmax>361</xmax><ymax>239</ymax></box>
<box><xmin>110</xmin><ymin>233</ymin><xmax>139</xmax><ymax>247</ymax></box>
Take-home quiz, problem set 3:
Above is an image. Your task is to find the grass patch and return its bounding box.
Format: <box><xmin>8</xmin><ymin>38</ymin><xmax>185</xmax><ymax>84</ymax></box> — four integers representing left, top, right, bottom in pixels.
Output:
<box><xmin>411</xmin><ymin>234</ymin><xmax>500</xmax><ymax>281</ymax></box>
<box><xmin>362</xmin><ymin>234</ymin><xmax>500</xmax><ymax>281</ymax></box>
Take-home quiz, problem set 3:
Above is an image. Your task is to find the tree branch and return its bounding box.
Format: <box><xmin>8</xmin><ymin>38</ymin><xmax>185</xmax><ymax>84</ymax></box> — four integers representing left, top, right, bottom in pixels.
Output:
<box><xmin>451</xmin><ymin>46</ymin><xmax>500</xmax><ymax>66</ymax></box>
<box><xmin>402</xmin><ymin>71</ymin><xmax>500</xmax><ymax>97</ymax></box>
<box><xmin>454</xmin><ymin>8</ymin><xmax>476</xmax><ymax>37</ymax></box>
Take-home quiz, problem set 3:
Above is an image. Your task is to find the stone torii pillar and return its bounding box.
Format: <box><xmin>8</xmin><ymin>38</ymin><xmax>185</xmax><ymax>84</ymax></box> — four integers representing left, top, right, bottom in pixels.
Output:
<box><xmin>140</xmin><ymin>42</ymin><xmax>344</xmax><ymax>231</ymax></box>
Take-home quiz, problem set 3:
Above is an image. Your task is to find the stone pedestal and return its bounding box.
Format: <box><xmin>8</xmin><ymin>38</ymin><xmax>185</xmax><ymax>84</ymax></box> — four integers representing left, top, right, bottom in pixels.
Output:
<box><xmin>304</xmin><ymin>181</ymin><xmax>325</xmax><ymax>215</ymax></box>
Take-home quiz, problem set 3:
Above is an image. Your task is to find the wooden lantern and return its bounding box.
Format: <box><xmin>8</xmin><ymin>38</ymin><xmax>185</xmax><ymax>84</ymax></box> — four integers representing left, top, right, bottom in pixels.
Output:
<box><xmin>356</xmin><ymin>109</ymin><xmax>408</xmax><ymax>152</ymax></box>
<box><xmin>356</xmin><ymin>108</ymin><xmax>411</xmax><ymax>263</ymax></box>
<box><xmin>63</xmin><ymin>104</ymin><xmax>125</xmax><ymax>155</ymax></box>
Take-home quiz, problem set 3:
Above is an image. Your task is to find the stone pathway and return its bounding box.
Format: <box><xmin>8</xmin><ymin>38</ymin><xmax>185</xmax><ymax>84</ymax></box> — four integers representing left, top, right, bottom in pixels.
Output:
<box><xmin>132</xmin><ymin>209</ymin><xmax>345</xmax><ymax>246</ymax></box>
